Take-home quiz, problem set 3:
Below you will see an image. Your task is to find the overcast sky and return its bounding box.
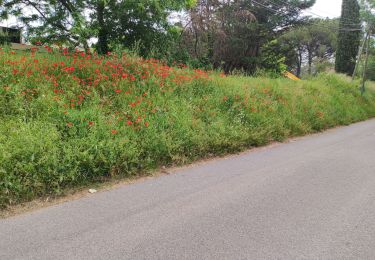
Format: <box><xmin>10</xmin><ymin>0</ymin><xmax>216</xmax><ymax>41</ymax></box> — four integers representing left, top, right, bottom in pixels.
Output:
<box><xmin>307</xmin><ymin>0</ymin><xmax>342</xmax><ymax>18</ymax></box>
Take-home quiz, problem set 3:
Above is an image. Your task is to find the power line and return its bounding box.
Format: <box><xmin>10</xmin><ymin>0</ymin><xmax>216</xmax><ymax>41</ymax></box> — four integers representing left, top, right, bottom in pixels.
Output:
<box><xmin>278</xmin><ymin>0</ymin><xmax>360</xmax><ymax>25</ymax></box>
<box><xmin>251</xmin><ymin>0</ymin><xmax>363</xmax><ymax>32</ymax></box>
<box><xmin>352</xmin><ymin>31</ymin><xmax>370</xmax><ymax>81</ymax></box>
<box><xmin>360</xmin><ymin>28</ymin><xmax>371</xmax><ymax>94</ymax></box>
<box><xmin>264</xmin><ymin>0</ymin><xmax>362</xmax><ymax>27</ymax></box>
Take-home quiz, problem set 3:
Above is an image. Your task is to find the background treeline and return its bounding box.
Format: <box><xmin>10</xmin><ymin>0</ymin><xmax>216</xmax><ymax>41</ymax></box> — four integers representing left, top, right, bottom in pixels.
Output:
<box><xmin>0</xmin><ymin>0</ymin><xmax>374</xmax><ymax>77</ymax></box>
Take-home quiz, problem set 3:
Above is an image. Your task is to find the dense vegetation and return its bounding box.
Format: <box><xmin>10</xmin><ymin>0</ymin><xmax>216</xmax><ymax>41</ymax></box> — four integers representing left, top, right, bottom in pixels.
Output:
<box><xmin>1</xmin><ymin>0</ymin><xmax>372</xmax><ymax>77</ymax></box>
<box><xmin>1</xmin><ymin>48</ymin><xmax>375</xmax><ymax>209</ymax></box>
<box><xmin>1</xmin><ymin>0</ymin><xmax>375</xmax><ymax>210</ymax></box>
<box><xmin>335</xmin><ymin>0</ymin><xmax>361</xmax><ymax>75</ymax></box>
<box><xmin>279</xmin><ymin>19</ymin><xmax>338</xmax><ymax>77</ymax></box>
<box><xmin>0</xmin><ymin>0</ymin><xmax>317</xmax><ymax>74</ymax></box>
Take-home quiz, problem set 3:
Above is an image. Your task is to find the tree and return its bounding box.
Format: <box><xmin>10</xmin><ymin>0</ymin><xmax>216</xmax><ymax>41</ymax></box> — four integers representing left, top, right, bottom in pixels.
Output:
<box><xmin>280</xmin><ymin>19</ymin><xmax>338</xmax><ymax>76</ymax></box>
<box><xmin>97</xmin><ymin>0</ymin><xmax>197</xmax><ymax>55</ymax></box>
<box><xmin>180</xmin><ymin>0</ymin><xmax>315</xmax><ymax>73</ymax></box>
<box><xmin>0</xmin><ymin>0</ymin><xmax>89</xmax><ymax>48</ymax></box>
<box><xmin>0</xmin><ymin>0</ymin><xmax>196</xmax><ymax>54</ymax></box>
<box><xmin>335</xmin><ymin>0</ymin><xmax>362</xmax><ymax>75</ymax></box>
<box><xmin>356</xmin><ymin>1</ymin><xmax>375</xmax><ymax>80</ymax></box>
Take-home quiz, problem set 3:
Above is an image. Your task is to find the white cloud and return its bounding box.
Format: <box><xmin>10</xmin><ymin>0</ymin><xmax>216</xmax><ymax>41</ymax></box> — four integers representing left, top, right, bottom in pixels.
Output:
<box><xmin>0</xmin><ymin>17</ymin><xmax>18</xmax><ymax>28</ymax></box>
<box><xmin>306</xmin><ymin>0</ymin><xmax>342</xmax><ymax>18</ymax></box>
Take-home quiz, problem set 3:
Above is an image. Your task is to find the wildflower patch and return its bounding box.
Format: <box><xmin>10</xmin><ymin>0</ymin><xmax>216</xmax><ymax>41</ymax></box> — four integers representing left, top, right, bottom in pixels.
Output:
<box><xmin>1</xmin><ymin>47</ymin><xmax>375</xmax><ymax>209</ymax></box>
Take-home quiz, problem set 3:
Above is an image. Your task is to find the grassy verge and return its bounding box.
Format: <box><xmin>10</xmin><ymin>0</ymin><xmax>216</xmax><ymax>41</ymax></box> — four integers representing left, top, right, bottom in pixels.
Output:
<box><xmin>1</xmin><ymin>48</ymin><xmax>375</xmax><ymax>209</ymax></box>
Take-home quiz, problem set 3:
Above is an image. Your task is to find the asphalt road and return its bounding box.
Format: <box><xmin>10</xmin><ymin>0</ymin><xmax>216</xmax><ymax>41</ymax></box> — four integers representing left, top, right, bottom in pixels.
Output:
<box><xmin>2</xmin><ymin>119</ymin><xmax>375</xmax><ymax>259</ymax></box>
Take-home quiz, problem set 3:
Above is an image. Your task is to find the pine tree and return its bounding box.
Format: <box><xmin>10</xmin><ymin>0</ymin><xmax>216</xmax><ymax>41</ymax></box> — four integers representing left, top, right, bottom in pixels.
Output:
<box><xmin>335</xmin><ymin>0</ymin><xmax>361</xmax><ymax>75</ymax></box>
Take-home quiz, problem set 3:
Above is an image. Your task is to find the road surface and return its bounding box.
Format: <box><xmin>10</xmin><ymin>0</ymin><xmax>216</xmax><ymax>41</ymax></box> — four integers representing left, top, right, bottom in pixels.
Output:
<box><xmin>2</xmin><ymin>119</ymin><xmax>375</xmax><ymax>259</ymax></box>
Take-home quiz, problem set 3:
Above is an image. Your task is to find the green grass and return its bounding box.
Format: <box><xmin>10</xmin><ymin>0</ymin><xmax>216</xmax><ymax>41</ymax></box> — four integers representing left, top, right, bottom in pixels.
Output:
<box><xmin>1</xmin><ymin>48</ymin><xmax>375</xmax><ymax>209</ymax></box>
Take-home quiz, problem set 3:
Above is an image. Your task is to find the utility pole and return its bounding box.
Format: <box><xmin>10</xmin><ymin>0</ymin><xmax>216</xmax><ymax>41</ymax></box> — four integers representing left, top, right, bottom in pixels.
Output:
<box><xmin>360</xmin><ymin>29</ymin><xmax>371</xmax><ymax>95</ymax></box>
<box><xmin>352</xmin><ymin>31</ymin><xmax>369</xmax><ymax>81</ymax></box>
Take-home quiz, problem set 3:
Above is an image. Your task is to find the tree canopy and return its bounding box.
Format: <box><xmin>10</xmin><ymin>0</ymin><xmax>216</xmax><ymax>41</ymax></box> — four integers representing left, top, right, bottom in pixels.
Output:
<box><xmin>280</xmin><ymin>19</ymin><xmax>338</xmax><ymax>76</ymax></box>
<box><xmin>335</xmin><ymin>0</ymin><xmax>361</xmax><ymax>75</ymax></box>
<box><xmin>0</xmin><ymin>0</ymin><xmax>196</xmax><ymax>53</ymax></box>
<box><xmin>3</xmin><ymin>0</ymin><xmax>371</xmax><ymax>78</ymax></box>
<box><xmin>179</xmin><ymin>0</ymin><xmax>315</xmax><ymax>73</ymax></box>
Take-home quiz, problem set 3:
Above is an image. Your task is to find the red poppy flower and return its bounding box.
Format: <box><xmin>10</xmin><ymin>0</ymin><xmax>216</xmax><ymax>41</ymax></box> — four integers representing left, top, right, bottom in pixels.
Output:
<box><xmin>63</xmin><ymin>67</ymin><xmax>75</xmax><ymax>72</ymax></box>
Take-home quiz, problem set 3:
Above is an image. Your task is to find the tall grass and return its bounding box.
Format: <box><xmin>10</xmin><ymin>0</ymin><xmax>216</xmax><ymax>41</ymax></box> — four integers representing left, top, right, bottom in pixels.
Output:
<box><xmin>1</xmin><ymin>47</ymin><xmax>375</xmax><ymax>209</ymax></box>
